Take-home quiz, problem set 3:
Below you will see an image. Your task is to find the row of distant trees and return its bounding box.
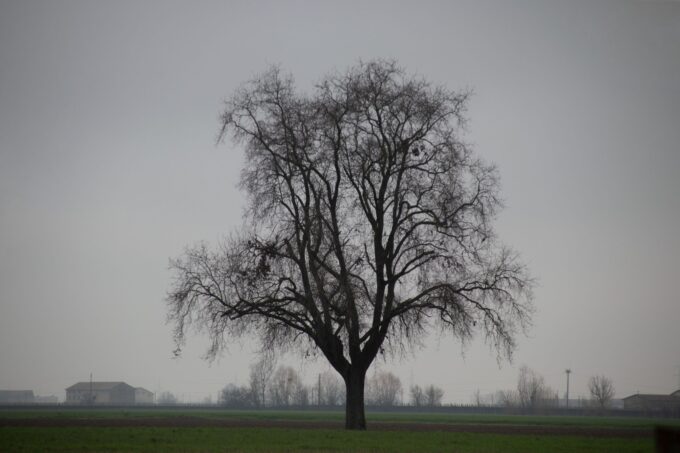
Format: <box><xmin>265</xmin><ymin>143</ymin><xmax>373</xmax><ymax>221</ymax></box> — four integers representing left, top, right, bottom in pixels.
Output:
<box><xmin>472</xmin><ymin>366</ymin><xmax>616</xmax><ymax>409</ymax></box>
<box><xmin>157</xmin><ymin>364</ymin><xmax>612</xmax><ymax>409</ymax></box>
<box><xmin>217</xmin><ymin>358</ymin><xmax>444</xmax><ymax>408</ymax></box>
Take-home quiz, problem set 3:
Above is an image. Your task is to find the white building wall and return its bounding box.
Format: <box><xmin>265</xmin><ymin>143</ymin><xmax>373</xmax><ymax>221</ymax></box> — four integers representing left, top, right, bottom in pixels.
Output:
<box><xmin>135</xmin><ymin>389</ymin><xmax>154</xmax><ymax>404</ymax></box>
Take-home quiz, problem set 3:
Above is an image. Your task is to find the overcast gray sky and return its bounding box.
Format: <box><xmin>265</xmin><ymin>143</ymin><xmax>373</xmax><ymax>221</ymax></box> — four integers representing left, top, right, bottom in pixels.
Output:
<box><xmin>1</xmin><ymin>0</ymin><xmax>679</xmax><ymax>403</ymax></box>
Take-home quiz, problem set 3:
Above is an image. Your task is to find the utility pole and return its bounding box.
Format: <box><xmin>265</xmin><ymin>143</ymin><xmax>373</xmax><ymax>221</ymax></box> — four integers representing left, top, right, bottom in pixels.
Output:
<box><xmin>89</xmin><ymin>372</ymin><xmax>93</xmax><ymax>406</ymax></box>
<box><xmin>565</xmin><ymin>369</ymin><xmax>571</xmax><ymax>409</ymax></box>
<box><xmin>318</xmin><ymin>373</ymin><xmax>321</xmax><ymax>407</ymax></box>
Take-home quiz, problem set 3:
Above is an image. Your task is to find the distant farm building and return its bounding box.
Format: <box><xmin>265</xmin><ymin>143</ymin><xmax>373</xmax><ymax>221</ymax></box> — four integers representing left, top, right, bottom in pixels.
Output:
<box><xmin>65</xmin><ymin>382</ymin><xmax>155</xmax><ymax>404</ymax></box>
<box><xmin>622</xmin><ymin>391</ymin><xmax>680</xmax><ymax>412</ymax></box>
<box><xmin>65</xmin><ymin>382</ymin><xmax>136</xmax><ymax>404</ymax></box>
<box><xmin>134</xmin><ymin>387</ymin><xmax>154</xmax><ymax>404</ymax></box>
<box><xmin>0</xmin><ymin>390</ymin><xmax>34</xmax><ymax>404</ymax></box>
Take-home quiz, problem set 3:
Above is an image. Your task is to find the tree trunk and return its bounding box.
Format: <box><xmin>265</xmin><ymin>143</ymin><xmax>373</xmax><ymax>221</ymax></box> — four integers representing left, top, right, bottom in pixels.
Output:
<box><xmin>344</xmin><ymin>367</ymin><xmax>367</xmax><ymax>430</ymax></box>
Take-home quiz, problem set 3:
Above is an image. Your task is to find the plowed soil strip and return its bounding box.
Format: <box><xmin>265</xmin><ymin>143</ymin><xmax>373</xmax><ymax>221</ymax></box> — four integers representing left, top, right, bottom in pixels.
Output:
<box><xmin>0</xmin><ymin>417</ymin><xmax>651</xmax><ymax>438</ymax></box>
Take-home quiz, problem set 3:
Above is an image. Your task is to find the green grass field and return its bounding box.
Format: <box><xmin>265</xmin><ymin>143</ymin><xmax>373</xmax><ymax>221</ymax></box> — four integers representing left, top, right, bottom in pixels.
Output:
<box><xmin>0</xmin><ymin>408</ymin><xmax>673</xmax><ymax>452</ymax></box>
<box><xmin>0</xmin><ymin>426</ymin><xmax>653</xmax><ymax>453</ymax></box>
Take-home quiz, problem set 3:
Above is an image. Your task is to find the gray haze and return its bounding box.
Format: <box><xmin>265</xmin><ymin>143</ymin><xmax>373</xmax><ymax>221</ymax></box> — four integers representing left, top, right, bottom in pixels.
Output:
<box><xmin>1</xmin><ymin>0</ymin><xmax>679</xmax><ymax>403</ymax></box>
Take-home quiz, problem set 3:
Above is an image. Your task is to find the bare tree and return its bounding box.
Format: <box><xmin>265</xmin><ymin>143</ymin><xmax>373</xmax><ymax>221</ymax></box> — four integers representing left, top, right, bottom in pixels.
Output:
<box><xmin>319</xmin><ymin>370</ymin><xmax>344</xmax><ymax>406</ymax></box>
<box><xmin>249</xmin><ymin>355</ymin><xmax>276</xmax><ymax>408</ymax></box>
<box><xmin>411</xmin><ymin>383</ymin><xmax>443</xmax><ymax>407</ymax></box>
<box><xmin>424</xmin><ymin>384</ymin><xmax>444</xmax><ymax>406</ymax></box>
<box><xmin>167</xmin><ymin>60</ymin><xmax>533</xmax><ymax>429</ymax></box>
<box><xmin>293</xmin><ymin>382</ymin><xmax>310</xmax><ymax>407</ymax></box>
<box><xmin>473</xmin><ymin>390</ymin><xmax>499</xmax><ymax>407</ymax></box>
<box><xmin>410</xmin><ymin>385</ymin><xmax>425</xmax><ymax>407</ymax></box>
<box><xmin>516</xmin><ymin>365</ymin><xmax>555</xmax><ymax>410</ymax></box>
<box><xmin>157</xmin><ymin>391</ymin><xmax>177</xmax><ymax>405</ymax></box>
<box><xmin>472</xmin><ymin>389</ymin><xmax>483</xmax><ymax>407</ymax></box>
<box><xmin>588</xmin><ymin>375</ymin><xmax>615</xmax><ymax>409</ymax></box>
<box><xmin>268</xmin><ymin>366</ymin><xmax>301</xmax><ymax>407</ymax></box>
<box><xmin>495</xmin><ymin>389</ymin><xmax>519</xmax><ymax>408</ymax></box>
<box><xmin>367</xmin><ymin>371</ymin><xmax>402</xmax><ymax>407</ymax></box>
<box><xmin>219</xmin><ymin>384</ymin><xmax>254</xmax><ymax>408</ymax></box>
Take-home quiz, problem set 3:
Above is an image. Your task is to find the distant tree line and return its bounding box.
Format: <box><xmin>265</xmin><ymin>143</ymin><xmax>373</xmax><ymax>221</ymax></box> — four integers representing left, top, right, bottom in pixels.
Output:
<box><xmin>156</xmin><ymin>391</ymin><xmax>178</xmax><ymax>405</ymax></box>
<box><xmin>217</xmin><ymin>358</ymin><xmax>444</xmax><ymax>408</ymax></box>
<box><xmin>410</xmin><ymin>384</ymin><xmax>445</xmax><ymax>407</ymax></box>
<box><xmin>146</xmin><ymin>364</ymin><xmax>615</xmax><ymax>410</ymax></box>
<box><xmin>471</xmin><ymin>366</ymin><xmax>616</xmax><ymax>410</ymax></box>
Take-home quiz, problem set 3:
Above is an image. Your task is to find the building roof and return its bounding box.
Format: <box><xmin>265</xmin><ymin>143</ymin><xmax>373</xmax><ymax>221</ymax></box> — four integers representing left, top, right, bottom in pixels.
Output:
<box><xmin>134</xmin><ymin>387</ymin><xmax>153</xmax><ymax>394</ymax></box>
<box><xmin>66</xmin><ymin>382</ymin><xmax>132</xmax><ymax>391</ymax></box>
<box><xmin>0</xmin><ymin>390</ymin><xmax>34</xmax><ymax>397</ymax></box>
<box><xmin>622</xmin><ymin>393</ymin><xmax>680</xmax><ymax>401</ymax></box>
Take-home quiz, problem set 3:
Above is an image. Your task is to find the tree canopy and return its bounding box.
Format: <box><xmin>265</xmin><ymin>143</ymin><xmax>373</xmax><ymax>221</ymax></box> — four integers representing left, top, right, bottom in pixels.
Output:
<box><xmin>167</xmin><ymin>60</ymin><xmax>533</xmax><ymax>429</ymax></box>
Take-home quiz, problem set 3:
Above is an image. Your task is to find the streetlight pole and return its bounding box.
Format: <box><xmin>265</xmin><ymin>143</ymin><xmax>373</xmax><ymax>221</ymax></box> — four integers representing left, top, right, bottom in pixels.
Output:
<box><xmin>565</xmin><ymin>369</ymin><xmax>571</xmax><ymax>409</ymax></box>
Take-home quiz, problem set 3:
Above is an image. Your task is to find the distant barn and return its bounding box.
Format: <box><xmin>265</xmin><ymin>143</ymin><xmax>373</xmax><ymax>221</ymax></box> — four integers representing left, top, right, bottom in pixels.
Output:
<box><xmin>622</xmin><ymin>390</ymin><xmax>680</xmax><ymax>412</ymax></box>
<box><xmin>65</xmin><ymin>382</ymin><xmax>135</xmax><ymax>404</ymax></box>
<box><xmin>65</xmin><ymin>382</ymin><xmax>155</xmax><ymax>404</ymax></box>
<box><xmin>0</xmin><ymin>390</ymin><xmax>34</xmax><ymax>404</ymax></box>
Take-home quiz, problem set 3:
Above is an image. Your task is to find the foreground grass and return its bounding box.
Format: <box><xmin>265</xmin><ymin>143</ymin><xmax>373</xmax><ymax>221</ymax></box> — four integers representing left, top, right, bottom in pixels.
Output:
<box><xmin>0</xmin><ymin>426</ymin><xmax>653</xmax><ymax>453</ymax></box>
<box><xmin>1</xmin><ymin>408</ymin><xmax>678</xmax><ymax>430</ymax></box>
